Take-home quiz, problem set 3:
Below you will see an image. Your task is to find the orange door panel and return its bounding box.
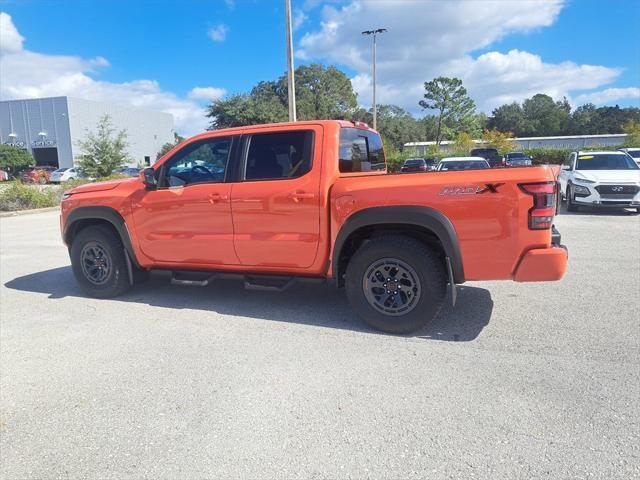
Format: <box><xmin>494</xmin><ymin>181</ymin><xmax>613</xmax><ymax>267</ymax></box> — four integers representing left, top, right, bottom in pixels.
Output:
<box><xmin>231</xmin><ymin>126</ymin><xmax>323</xmax><ymax>268</ymax></box>
<box><xmin>131</xmin><ymin>183</ymin><xmax>238</xmax><ymax>265</ymax></box>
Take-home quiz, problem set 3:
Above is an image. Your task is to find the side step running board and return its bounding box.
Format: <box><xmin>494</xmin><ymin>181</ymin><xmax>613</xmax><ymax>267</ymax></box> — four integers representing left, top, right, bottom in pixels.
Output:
<box><xmin>244</xmin><ymin>276</ymin><xmax>295</xmax><ymax>292</ymax></box>
<box><xmin>167</xmin><ymin>271</ymin><xmax>320</xmax><ymax>292</ymax></box>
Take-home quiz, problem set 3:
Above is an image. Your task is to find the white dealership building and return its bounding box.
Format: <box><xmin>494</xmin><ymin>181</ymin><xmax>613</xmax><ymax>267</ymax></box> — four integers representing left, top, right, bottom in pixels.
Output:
<box><xmin>0</xmin><ymin>97</ymin><xmax>175</xmax><ymax>169</ymax></box>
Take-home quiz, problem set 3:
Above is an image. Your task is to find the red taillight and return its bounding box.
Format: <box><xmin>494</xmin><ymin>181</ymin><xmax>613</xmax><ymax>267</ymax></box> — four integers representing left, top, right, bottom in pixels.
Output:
<box><xmin>519</xmin><ymin>182</ymin><xmax>556</xmax><ymax>230</ymax></box>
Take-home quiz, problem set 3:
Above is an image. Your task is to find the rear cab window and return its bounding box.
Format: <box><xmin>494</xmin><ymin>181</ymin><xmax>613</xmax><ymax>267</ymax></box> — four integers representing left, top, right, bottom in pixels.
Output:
<box><xmin>339</xmin><ymin>128</ymin><xmax>386</xmax><ymax>173</ymax></box>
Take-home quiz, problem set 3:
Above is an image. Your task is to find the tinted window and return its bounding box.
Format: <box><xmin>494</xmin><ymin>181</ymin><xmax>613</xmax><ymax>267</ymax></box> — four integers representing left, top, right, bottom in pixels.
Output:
<box><xmin>576</xmin><ymin>154</ymin><xmax>639</xmax><ymax>170</ymax></box>
<box><xmin>438</xmin><ymin>160</ymin><xmax>489</xmax><ymax>171</ymax></box>
<box><xmin>161</xmin><ymin>137</ymin><xmax>231</xmax><ymax>187</ymax></box>
<box><xmin>245</xmin><ymin>131</ymin><xmax>313</xmax><ymax>181</ymax></box>
<box><xmin>626</xmin><ymin>150</ymin><xmax>640</xmax><ymax>159</ymax></box>
<box><xmin>405</xmin><ymin>159</ymin><xmax>425</xmax><ymax>166</ymax></box>
<box><xmin>339</xmin><ymin>128</ymin><xmax>386</xmax><ymax>173</ymax></box>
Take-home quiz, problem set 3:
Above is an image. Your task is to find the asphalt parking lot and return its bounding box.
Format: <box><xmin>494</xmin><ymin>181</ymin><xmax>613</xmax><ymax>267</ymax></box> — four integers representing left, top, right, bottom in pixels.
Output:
<box><xmin>1</xmin><ymin>208</ymin><xmax>638</xmax><ymax>479</ymax></box>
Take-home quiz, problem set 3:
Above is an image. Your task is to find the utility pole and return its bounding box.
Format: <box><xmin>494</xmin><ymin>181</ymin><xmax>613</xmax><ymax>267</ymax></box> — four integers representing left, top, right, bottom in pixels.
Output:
<box><xmin>285</xmin><ymin>0</ymin><xmax>297</xmax><ymax>121</ymax></box>
<box><xmin>361</xmin><ymin>28</ymin><xmax>387</xmax><ymax>131</ymax></box>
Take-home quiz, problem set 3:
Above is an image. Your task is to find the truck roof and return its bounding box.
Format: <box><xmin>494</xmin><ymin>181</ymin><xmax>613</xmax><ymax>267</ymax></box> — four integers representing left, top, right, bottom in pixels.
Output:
<box><xmin>188</xmin><ymin>120</ymin><xmax>378</xmax><ymax>140</ymax></box>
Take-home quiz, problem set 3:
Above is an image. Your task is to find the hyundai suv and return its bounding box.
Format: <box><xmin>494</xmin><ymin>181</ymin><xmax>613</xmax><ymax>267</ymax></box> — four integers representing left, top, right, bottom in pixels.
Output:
<box><xmin>558</xmin><ymin>150</ymin><xmax>640</xmax><ymax>212</ymax></box>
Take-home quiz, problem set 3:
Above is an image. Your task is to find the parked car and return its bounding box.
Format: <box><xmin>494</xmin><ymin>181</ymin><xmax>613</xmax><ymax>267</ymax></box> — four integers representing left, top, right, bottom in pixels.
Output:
<box><xmin>558</xmin><ymin>150</ymin><xmax>640</xmax><ymax>212</ymax></box>
<box><xmin>114</xmin><ymin>167</ymin><xmax>141</xmax><ymax>177</ymax></box>
<box><xmin>60</xmin><ymin>120</ymin><xmax>567</xmax><ymax>334</ymax></box>
<box><xmin>50</xmin><ymin>167</ymin><xmax>81</xmax><ymax>183</ymax></box>
<box><xmin>505</xmin><ymin>152</ymin><xmax>533</xmax><ymax>167</ymax></box>
<box><xmin>19</xmin><ymin>166</ymin><xmax>56</xmax><ymax>184</ymax></box>
<box><xmin>619</xmin><ymin>148</ymin><xmax>640</xmax><ymax>166</ymax></box>
<box><xmin>469</xmin><ymin>148</ymin><xmax>505</xmax><ymax>168</ymax></box>
<box><xmin>400</xmin><ymin>158</ymin><xmax>436</xmax><ymax>173</ymax></box>
<box><xmin>436</xmin><ymin>157</ymin><xmax>491</xmax><ymax>171</ymax></box>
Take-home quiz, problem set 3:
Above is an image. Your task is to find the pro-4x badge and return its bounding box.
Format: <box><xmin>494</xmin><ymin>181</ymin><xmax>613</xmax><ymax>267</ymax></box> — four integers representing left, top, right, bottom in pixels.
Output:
<box><xmin>439</xmin><ymin>183</ymin><xmax>505</xmax><ymax>195</ymax></box>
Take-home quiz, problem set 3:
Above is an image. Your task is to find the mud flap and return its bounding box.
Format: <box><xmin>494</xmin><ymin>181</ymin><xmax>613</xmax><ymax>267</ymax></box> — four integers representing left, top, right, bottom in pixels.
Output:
<box><xmin>124</xmin><ymin>249</ymin><xmax>134</xmax><ymax>286</ymax></box>
<box><xmin>446</xmin><ymin>256</ymin><xmax>457</xmax><ymax>307</ymax></box>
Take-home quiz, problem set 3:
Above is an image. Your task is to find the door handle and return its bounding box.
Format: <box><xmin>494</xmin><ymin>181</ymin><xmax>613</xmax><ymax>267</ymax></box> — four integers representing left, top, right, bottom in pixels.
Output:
<box><xmin>288</xmin><ymin>191</ymin><xmax>315</xmax><ymax>202</ymax></box>
<box><xmin>208</xmin><ymin>193</ymin><xmax>229</xmax><ymax>203</ymax></box>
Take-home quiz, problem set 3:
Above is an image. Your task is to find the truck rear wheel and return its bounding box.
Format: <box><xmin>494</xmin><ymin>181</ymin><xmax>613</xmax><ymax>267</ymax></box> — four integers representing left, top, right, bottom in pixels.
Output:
<box><xmin>345</xmin><ymin>235</ymin><xmax>447</xmax><ymax>334</ymax></box>
<box><xmin>70</xmin><ymin>225</ymin><xmax>131</xmax><ymax>298</ymax></box>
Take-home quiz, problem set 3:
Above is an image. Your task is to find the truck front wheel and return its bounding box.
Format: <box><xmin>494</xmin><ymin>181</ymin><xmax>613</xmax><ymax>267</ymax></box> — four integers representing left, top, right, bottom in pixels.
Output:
<box><xmin>345</xmin><ymin>235</ymin><xmax>447</xmax><ymax>334</ymax></box>
<box><xmin>70</xmin><ymin>225</ymin><xmax>131</xmax><ymax>298</ymax></box>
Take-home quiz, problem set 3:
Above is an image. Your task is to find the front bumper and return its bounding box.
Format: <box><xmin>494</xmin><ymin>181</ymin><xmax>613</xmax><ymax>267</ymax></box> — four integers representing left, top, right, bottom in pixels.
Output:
<box><xmin>572</xmin><ymin>182</ymin><xmax>640</xmax><ymax>208</ymax></box>
<box><xmin>514</xmin><ymin>226</ymin><xmax>568</xmax><ymax>282</ymax></box>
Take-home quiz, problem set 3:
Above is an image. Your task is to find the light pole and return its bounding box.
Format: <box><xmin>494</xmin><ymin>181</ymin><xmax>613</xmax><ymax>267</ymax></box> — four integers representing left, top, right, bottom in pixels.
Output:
<box><xmin>285</xmin><ymin>0</ymin><xmax>297</xmax><ymax>122</ymax></box>
<box><xmin>361</xmin><ymin>28</ymin><xmax>386</xmax><ymax>131</ymax></box>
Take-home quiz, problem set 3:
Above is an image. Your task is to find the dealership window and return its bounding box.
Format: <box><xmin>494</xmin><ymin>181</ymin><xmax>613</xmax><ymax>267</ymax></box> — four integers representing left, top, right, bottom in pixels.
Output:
<box><xmin>339</xmin><ymin>128</ymin><xmax>386</xmax><ymax>173</ymax></box>
<box><xmin>161</xmin><ymin>137</ymin><xmax>231</xmax><ymax>187</ymax></box>
<box><xmin>244</xmin><ymin>130</ymin><xmax>314</xmax><ymax>181</ymax></box>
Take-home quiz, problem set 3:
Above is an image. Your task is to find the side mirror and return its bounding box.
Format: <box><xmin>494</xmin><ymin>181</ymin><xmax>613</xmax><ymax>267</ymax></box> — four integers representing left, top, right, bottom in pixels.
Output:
<box><xmin>561</xmin><ymin>164</ymin><xmax>571</xmax><ymax>171</ymax></box>
<box><xmin>141</xmin><ymin>167</ymin><xmax>157</xmax><ymax>189</ymax></box>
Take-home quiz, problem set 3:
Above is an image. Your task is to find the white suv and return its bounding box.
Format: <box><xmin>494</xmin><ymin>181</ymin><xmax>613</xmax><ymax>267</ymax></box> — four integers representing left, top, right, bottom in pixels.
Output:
<box><xmin>558</xmin><ymin>150</ymin><xmax>640</xmax><ymax>212</ymax></box>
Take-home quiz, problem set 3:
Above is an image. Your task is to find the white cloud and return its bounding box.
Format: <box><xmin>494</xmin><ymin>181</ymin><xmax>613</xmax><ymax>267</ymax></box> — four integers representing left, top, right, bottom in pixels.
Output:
<box><xmin>0</xmin><ymin>12</ymin><xmax>224</xmax><ymax>136</ymax></box>
<box><xmin>293</xmin><ymin>9</ymin><xmax>308</xmax><ymax>31</ymax></box>
<box><xmin>573</xmin><ymin>87</ymin><xmax>640</xmax><ymax>106</ymax></box>
<box><xmin>297</xmin><ymin>0</ymin><xmax>624</xmax><ymax>113</ymax></box>
<box><xmin>0</xmin><ymin>12</ymin><xmax>23</xmax><ymax>52</ymax></box>
<box><xmin>208</xmin><ymin>24</ymin><xmax>229</xmax><ymax>42</ymax></box>
<box><xmin>188</xmin><ymin>86</ymin><xmax>227</xmax><ymax>101</ymax></box>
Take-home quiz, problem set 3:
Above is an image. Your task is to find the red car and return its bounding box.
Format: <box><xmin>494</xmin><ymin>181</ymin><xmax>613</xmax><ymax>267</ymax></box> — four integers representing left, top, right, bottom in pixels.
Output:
<box><xmin>20</xmin><ymin>166</ymin><xmax>56</xmax><ymax>184</ymax></box>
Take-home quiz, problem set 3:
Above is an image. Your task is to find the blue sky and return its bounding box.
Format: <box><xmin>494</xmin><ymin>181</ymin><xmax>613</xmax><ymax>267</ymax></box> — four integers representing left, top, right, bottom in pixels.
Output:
<box><xmin>1</xmin><ymin>0</ymin><xmax>638</xmax><ymax>135</ymax></box>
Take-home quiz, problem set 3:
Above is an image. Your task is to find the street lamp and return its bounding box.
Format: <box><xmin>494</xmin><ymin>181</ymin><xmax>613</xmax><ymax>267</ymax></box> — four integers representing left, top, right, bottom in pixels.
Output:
<box><xmin>285</xmin><ymin>0</ymin><xmax>297</xmax><ymax>122</ymax></box>
<box><xmin>361</xmin><ymin>28</ymin><xmax>387</xmax><ymax>131</ymax></box>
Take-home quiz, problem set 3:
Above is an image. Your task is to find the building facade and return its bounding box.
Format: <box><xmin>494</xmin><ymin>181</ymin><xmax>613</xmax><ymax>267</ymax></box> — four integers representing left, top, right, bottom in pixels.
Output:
<box><xmin>405</xmin><ymin>134</ymin><xmax>628</xmax><ymax>155</ymax></box>
<box><xmin>0</xmin><ymin>97</ymin><xmax>175</xmax><ymax>168</ymax></box>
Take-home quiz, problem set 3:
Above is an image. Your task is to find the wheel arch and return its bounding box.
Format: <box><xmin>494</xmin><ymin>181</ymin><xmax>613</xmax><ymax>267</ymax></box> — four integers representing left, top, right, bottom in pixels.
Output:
<box><xmin>332</xmin><ymin>206</ymin><xmax>465</xmax><ymax>286</ymax></box>
<box><xmin>63</xmin><ymin>206</ymin><xmax>140</xmax><ymax>268</ymax></box>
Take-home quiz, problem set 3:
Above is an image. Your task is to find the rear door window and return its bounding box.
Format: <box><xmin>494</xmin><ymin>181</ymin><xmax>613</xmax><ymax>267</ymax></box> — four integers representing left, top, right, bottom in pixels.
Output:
<box><xmin>243</xmin><ymin>130</ymin><xmax>314</xmax><ymax>181</ymax></box>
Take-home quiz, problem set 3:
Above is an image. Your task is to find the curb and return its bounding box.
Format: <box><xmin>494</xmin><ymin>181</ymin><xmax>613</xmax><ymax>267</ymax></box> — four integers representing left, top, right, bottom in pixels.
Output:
<box><xmin>0</xmin><ymin>206</ymin><xmax>60</xmax><ymax>218</ymax></box>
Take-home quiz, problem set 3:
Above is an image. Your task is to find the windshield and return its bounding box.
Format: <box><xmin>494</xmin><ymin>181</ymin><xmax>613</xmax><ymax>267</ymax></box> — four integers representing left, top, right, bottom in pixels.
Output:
<box><xmin>507</xmin><ymin>152</ymin><xmax>527</xmax><ymax>158</ymax></box>
<box><xmin>405</xmin><ymin>159</ymin><xmax>424</xmax><ymax>165</ymax></box>
<box><xmin>576</xmin><ymin>154</ymin><xmax>639</xmax><ymax>170</ymax></box>
<box><xmin>53</xmin><ymin>168</ymin><xmax>69</xmax><ymax>173</ymax></box>
<box><xmin>626</xmin><ymin>150</ymin><xmax>640</xmax><ymax>159</ymax></box>
<box><xmin>439</xmin><ymin>160</ymin><xmax>489</xmax><ymax>171</ymax></box>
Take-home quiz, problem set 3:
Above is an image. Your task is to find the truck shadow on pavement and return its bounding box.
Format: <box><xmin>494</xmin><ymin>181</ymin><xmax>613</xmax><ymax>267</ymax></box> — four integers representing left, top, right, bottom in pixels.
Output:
<box><xmin>5</xmin><ymin>266</ymin><xmax>493</xmax><ymax>341</ymax></box>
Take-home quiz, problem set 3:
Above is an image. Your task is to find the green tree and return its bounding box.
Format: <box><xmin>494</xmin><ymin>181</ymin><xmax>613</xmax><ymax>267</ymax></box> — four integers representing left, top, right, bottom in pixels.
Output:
<box><xmin>353</xmin><ymin>104</ymin><xmax>424</xmax><ymax>150</ymax></box>
<box><xmin>520</xmin><ymin>94</ymin><xmax>570</xmax><ymax>136</ymax></box>
<box><xmin>419</xmin><ymin>77</ymin><xmax>476</xmax><ymax>145</ymax></box>
<box><xmin>0</xmin><ymin>145</ymin><xmax>34</xmax><ymax>172</ymax></box>
<box><xmin>207</xmin><ymin>64</ymin><xmax>357</xmax><ymax>129</ymax></box>
<box><xmin>623</xmin><ymin>120</ymin><xmax>640</xmax><ymax>146</ymax></box>
<box><xmin>487</xmin><ymin>102</ymin><xmax>527</xmax><ymax>135</ymax></box>
<box><xmin>157</xmin><ymin>132</ymin><xmax>186</xmax><ymax>160</ymax></box>
<box><xmin>290</xmin><ymin>64</ymin><xmax>358</xmax><ymax>120</ymax></box>
<box><xmin>76</xmin><ymin>115</ymin><xmax>131</xmax><ymax>178</ymax></box>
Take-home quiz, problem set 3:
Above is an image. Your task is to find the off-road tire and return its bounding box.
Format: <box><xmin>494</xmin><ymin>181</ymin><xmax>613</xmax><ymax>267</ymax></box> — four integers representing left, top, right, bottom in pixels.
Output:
<box><xmin>566</xmin><ymin>185</ymin><xmax>578</xmax><ymax>212</ymax></box>
<box><xmin>70</xmin><ymin>225</ymin><xmax>131</xmax><ymax>298</ymax></box>
<box><xmin>345</xmin><ymin>235</ymin><xmax>447</xmax><ymax>334</ymax></box>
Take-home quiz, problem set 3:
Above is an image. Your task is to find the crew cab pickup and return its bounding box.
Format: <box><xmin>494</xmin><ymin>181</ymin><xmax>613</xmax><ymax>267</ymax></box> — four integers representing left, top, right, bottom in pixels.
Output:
<box><xmin>60</xmin><ymin>120</ymin><xmax>567</xmax><ymax>333</ymax></box>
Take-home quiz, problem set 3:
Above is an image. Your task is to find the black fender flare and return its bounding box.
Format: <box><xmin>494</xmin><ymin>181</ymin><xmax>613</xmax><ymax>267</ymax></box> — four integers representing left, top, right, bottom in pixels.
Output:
<box><xmin>63</xmin><ymin>206</ymin><xmax>140</xmax><ymax>268</ymax></box>
<box><xmin>332</xmin><ymin>206</ymin><xmax>465</xmax><ymax>284</ymax></box>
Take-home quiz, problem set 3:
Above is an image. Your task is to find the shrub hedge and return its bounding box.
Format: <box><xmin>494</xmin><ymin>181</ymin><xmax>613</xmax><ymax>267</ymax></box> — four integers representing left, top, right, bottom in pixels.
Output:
<box><xmin>0</xmin><ymin>181</ymin><xmax>57</xmax><ymax>211</ymax></box>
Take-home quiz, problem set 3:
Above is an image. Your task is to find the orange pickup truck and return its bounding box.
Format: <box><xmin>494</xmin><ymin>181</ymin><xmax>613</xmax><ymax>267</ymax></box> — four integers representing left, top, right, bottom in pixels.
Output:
<box><xmin>60</xmin><ymin>120</ymin><xmax>567</xmax><ymax>333</ymax></box>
